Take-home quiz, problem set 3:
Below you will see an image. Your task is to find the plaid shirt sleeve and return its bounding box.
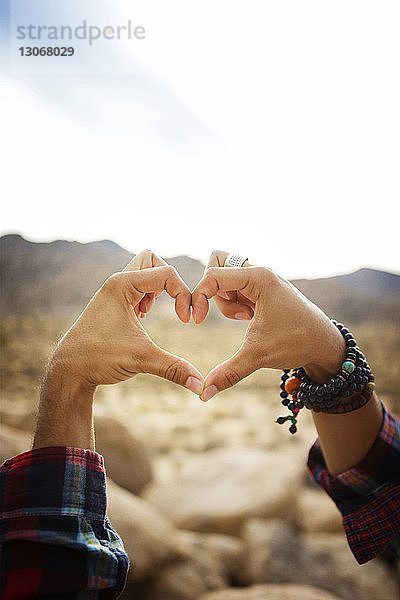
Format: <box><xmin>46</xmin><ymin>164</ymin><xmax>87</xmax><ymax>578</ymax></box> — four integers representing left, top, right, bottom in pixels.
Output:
<box><xmin>308</xmin><ymin>403</ymin><xmax>400</xmax><ymax>564</ymax></box>
<box><xmin>0</xmin><ymin>446</ymin><xmax>129</xmax><ymax>599</ymax></box>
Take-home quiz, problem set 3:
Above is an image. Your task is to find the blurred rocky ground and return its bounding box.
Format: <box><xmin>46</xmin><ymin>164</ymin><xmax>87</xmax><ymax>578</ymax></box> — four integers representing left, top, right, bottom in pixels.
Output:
<box><xmin>1</xmin><ymin>374</ymin><xmax>399</xmax><ymax>599</ymax></box>
<box><xmin>0</xmin><ymin>388</ymin><xmax>399</xmax><ymax>600</ymax></box>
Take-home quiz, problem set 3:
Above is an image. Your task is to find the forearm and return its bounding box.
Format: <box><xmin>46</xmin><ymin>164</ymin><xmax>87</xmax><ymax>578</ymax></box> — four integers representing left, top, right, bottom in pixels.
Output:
<box><xmin>311</xmin><ymin>392</ymin><xmax>383</xmax><ymax>476</ymax></box>
<box><xmin>33</xmin><ymin>364</ymin><xmax>96</xmax><ymax>451</ymax></box>
<box><xmin>306</xmin><ymin>359</ymin><xmax>383</xmax><ymax>477</ymax></box>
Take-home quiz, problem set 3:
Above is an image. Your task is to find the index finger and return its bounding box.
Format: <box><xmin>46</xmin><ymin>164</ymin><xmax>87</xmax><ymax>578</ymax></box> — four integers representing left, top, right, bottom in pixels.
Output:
<box><xmin>206</xmin><ymin>250</ymin><xmax>255</xmax><ymax>318</ymax></box>
<box><xmin>191</xmin><ymin>266</ymin><xmax>262</xmax><ymax>324</ymax></box>
<box><xmin>123</xmin><ymin>265</ymin><xmax>192</xmax><ymax>323</ymax></box>
<box><xmin>122</xmin><ymin>249</ymin><xmax>167</xmax><ymax>272</ymax></box>
<box><xmin>123</xmin><ymin>250</ymin><xmax>168</xmax><ymax>317</ymax></box>
<box><xmin>206</xmin><ymin>250</ymin><xmax>252</xmax><ymax>270</ymax></box>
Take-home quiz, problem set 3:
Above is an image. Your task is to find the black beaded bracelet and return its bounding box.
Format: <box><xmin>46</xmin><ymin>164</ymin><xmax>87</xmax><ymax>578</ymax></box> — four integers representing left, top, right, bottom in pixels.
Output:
<box><xmin>312</xmin><ymin>386</ymin><xmax>373</xmax><ymax>414</ymax></box>
<box><xmin>276</xmin><ymin>320</ymin><xmax>376</xmax><ymax>434</ymax></box>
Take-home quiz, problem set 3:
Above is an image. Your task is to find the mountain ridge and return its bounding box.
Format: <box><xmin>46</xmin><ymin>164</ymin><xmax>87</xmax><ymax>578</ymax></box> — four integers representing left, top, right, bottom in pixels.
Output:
<box><xmin>1</xmin><ymin>234</ymin><xmax>399</xmax><ymax>324</ymax></box>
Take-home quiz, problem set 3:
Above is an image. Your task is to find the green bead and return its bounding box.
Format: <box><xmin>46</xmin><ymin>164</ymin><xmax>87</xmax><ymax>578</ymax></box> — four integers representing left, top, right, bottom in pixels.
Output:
<box><xmin>366</xmin><ymin>382</ymin><xmax>376</xmax><ymax>391</ymax></box>
<box><xmin>342</xmin><ymin>361</ymin><xmax>355</xmax><ymax>373</ymax></box>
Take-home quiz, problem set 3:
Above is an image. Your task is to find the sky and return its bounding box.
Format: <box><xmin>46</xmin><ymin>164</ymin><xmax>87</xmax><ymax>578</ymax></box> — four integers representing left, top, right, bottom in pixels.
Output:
<box><xmin>1</xmin><ymin>0</ymin><xmax>399</xmax><ymax>279</ymax></box>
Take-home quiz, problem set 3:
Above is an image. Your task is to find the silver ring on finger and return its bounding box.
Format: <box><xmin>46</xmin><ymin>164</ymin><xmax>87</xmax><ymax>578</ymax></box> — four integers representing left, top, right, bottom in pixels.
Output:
<box><xmin>224</xmin><ymin>253</ymin><xmax>248</xmax><ymax>268</ymax></box>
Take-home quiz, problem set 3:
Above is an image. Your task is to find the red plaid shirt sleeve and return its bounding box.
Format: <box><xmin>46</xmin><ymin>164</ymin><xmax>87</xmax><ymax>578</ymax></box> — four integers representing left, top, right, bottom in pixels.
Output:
<box><xmin>0</xmin><ymin>446</ymin><xmax>129</xmax><ymax>599</ymax></box>
<box><xmin>308</xmin><ymin>403</ymin><xmax>400</xmax><ymax>564</ymax></box>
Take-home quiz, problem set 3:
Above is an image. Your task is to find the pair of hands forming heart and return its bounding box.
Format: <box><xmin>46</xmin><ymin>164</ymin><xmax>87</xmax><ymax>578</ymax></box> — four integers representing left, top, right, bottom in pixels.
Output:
<box><xmin>50</xmin><ymin>249</ymin><xmax>346</xmax><ymax>403</ymax></box>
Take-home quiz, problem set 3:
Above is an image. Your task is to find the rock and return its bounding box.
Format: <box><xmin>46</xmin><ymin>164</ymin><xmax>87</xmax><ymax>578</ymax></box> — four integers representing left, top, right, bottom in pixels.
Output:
<box><xmin>242</xmin><ymin>518</ymin><xmax>330</xmax><ymax>588</ymax></box>
<box><xmin>128</xmin><ymin>530</ymin><xmax>247</xmax><ymax>600</ymax></box>
<box><xmin>142</xmin><ymin>552</ymin><xmax>227</xmax><ymax>600</ymax></box>
<box><xmin>122</xmin><ymin>530</ymin><xmax>246</xmax><ymax>600</ymax></box>
<box><xmin>199</xmin><ymin>583</ymin><xmax>343</xmax><ymax>600</ymax></box>
<box><xmin>296</xmin><ymin>488</ymin><xmax>343</xmax><ymax>533</ymax></box>
<box><xmin>143</xmin><ymin>446</ymin><xmax>306</xmax><ymax>535</ymax></box>
<box><xmin>0</xmin><ymin>424</ymin><xmax>31</xmax><ymax>463</ymax></box>
<box><xmin>106</xmin><ymin>478</ymin><xmax>180</xmax><ymax>580</ymax></box>
<box><xmin>95</xmin><ymin>409</ymin><xmax>153</xmax><ymax>494</ymax></box>
<box><xmin>304</xmin><ymin>533</ymin><xmax>400</xmax><ymax>600</ymax></box>
<box><xmin>242</xmin><ymin>518</ymin><xmax>394</xmax><ymax>600</ymax></box>
<box><xmin>176</xmin><ymin>530</ymin><xmax>246</xmax><ymax>584</ymax></box>
<box><xmin>0</xmin><ymin>400</ymin><xmax>37</xmax><ymax>433</ymax></box>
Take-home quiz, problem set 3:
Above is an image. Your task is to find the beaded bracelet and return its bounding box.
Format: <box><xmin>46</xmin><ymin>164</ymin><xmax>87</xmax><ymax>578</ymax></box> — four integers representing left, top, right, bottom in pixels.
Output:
<box><xmin>276</xmin><ymin>320</ymin><xmax>376</xmax><ymax>434</ymax></box>
<box><xmin>312</xmin><ymin>386</ymin><xmax>372</xmax><ymax>414</ymax></box>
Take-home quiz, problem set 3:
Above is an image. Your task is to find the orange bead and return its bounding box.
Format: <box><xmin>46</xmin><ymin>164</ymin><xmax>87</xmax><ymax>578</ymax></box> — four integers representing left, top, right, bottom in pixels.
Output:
<box><xmin>285</xmin><ymin>376</ymin><xmax>302</xmax><ymax>395</ymax></box>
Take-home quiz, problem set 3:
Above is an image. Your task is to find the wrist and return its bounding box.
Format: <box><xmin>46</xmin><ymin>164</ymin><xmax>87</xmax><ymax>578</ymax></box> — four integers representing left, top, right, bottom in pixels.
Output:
<box><xmin>42</xmin><ymin>366</ymin><xmax>96</xmax><ymax>405</ymax></box>
<box><xmin>277</xmin><ymin>320</ymin><xmax>374</xmax><ymax>435</ymax></box>
<box><xmin>304</xmin><ymin>363</ymin><xmax>339</xmax><ymax>384</ymax></box>
<box><xmin>304</xmin><ymin>322</ymin><xmax>346</xmax><ymax>384</ymax></box>
<box><xmin>44</xmin><ymin>350</ymin><xmax>97</xmax><ymax>399</ymax></box>
<box><xmin>34</xmin><ymin>368</ymin><xmax>96</xmax><ymax>450</ymax></box>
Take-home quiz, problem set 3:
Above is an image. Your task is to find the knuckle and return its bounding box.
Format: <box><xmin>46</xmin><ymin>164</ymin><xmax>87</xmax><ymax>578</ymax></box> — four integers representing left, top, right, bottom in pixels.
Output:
<box><xmin>137</xmin><ymin>341</ymin><xmax>156</xmax><ymax>369</ymax></box>
<box><xmin>250</xmin><ymin>266</ymin><xmax>280</xmax><ymax>291</ymax></box>
<box><xmin>258</xmin><ymin>266</ymin><xmax>278</xmax><ymax>283</ymax></box>
<box><xmin>163</xmin><ymin>360</ymin><xmax>185</xmax><ymax>384</ymax></box>
<box><xmin>210</xmin><ymin>250</ymin><xmax>226</xmax><ymax>263</ymax></box>
<box><xmin>205</xmin><ymin>266</ymin><xmax>219</xmax><ymax>278</ymax></box>
<box><xmin>164</xmin><ymin>265</ymin><xmax>176</xmax><ymax>277</ymax></box>
<box><xmin>103</xmin><ymin>272</ymin><xmax>123</xmax><ymax>291</ymax></box>
<box><xmin>136</xmin><ymin>248</ymin><xmax>154</xmax><ymax>262</ymax></box>
<box><xmin>221</xmin><ymin>365</ymin><xmax>241</xmax><ymax>388</ymax></box>
<box><xmin>254</xmin><ymin>266</ymin><xmax>269</xmax><ymax>278</ymax></box>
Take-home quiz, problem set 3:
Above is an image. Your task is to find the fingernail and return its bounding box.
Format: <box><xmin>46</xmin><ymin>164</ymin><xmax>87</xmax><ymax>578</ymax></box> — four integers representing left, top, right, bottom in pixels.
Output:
<box><xmin>201</xmin><ymin>385</ymin><xmax>218</xmax><ymax>402</ymax></box>
<box><xmin>185</xmin><ymin>376</ymin><xmax>203</xmax><ymax>395</ymax></box>
<box><xmin>235</xmin><ymin>312</ymin><xmax>252</xmax><ymax>320</ymax></box>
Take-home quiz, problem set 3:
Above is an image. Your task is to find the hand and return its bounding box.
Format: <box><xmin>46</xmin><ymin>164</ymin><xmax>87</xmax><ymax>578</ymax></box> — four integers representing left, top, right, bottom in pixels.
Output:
<box><xmin>192</xmin><ymin>250</ymin><xmax>346</xmax><ymax>401</ymax></box>
<box><xmin>47</xmin><ymin>250</ymin><xmax>204</xmax><ymax>395</ymax></box>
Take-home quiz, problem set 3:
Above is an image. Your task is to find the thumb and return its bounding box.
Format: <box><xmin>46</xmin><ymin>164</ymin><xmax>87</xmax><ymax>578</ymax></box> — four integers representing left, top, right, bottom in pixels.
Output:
<box><xmin>145</xmin><ymin>344</ymin><xmax>204</xmax><ymax>395</ymax></box>
<box><xmin>200</xmin><ymin>348</ymin><xmax>257</xmax><ymax>402</ymax></box>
